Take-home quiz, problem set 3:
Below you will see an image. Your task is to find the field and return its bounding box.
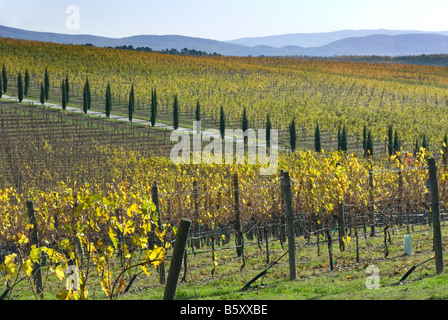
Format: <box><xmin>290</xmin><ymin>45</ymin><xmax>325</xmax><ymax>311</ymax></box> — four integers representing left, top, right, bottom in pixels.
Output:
<box><xmin>1</xmin><ymin>38</ymin><xmax>448</xmax><ymax>301</ymax></box>
<box><xmin>2</xmin><ymin>37</ymin><xmax>448</xmax><ymax>147</ymax></box>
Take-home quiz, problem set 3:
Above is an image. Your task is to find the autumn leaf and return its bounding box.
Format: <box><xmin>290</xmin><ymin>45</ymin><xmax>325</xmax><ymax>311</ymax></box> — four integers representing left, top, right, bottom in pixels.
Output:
<box><xmin>22</xmin><ymin>258</ymin><xmax>33</xmax><ymax>277</ymax></box>
<box><xmin>109</xmin><ymin>226</ymin><xmax>118</xmax><ymax>249</ymax></box>
<box><xmin>118</xmin><ymin>279</ymin><xmax>126</xmax><ymax>293</ymax></box>
<box><xmin>56</xmin><ymin>289</ymin><xmax>72</xmax><ymax>300</ymax></box>
<box><xmin>140</xmin><ymin>264</ymin><xmax>151</xmax><ymax>276</ymax></box>
<box><xmin>30</xmin><ymin>245</ymin><xmax>41</xmax><ymax>264</ymax></box>
<box><xmin>55</xmin><ymin>265</ymin><xmax>65</xmax><ymax>281</ymax></box>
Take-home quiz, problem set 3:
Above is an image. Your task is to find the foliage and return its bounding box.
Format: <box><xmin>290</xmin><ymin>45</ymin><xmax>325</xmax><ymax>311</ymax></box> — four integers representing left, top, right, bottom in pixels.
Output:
<box><xmin>0</xmin><ymin>182</ymin><xmax>168</xmax><ymax>300</ymax></box>
<box><xmin>2</xmin><ymin>38</ymin><xmax>448</xmax><ymax>146</ymax></box>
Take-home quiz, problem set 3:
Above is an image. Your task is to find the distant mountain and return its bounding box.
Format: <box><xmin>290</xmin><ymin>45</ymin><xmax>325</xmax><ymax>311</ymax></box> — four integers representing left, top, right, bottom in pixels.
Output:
<box><xmin>226</xmin><ymin>29</ymin><xmax>448</xmax><ymax>48</ymax></box>
<box><xmin>0</xmin><ymin>25</ymin><xmax>252</xmax><ymax>56</ymax></box>
<box><xmin>317</xmin><ymin>33</ymin><xmax>448</xmax><ymax>56</ymax></box>
<box><xmin>238</xmin><ymin>33</ymin><xmax>448</xmax><ymax>57</ymax></box>
<box><xmin>2</xmin><ymin>25</ymin><xmax>448</xmax><ymax>58</ymax></box>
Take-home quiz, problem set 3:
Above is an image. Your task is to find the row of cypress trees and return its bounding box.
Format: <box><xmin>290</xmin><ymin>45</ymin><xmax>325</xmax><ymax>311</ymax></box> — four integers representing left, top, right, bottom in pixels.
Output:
<box><xmin>0</xmin><ymin>65</ymin><xmax>367</xmax><ymax>153</ymax></box>
<box><xmin>0</xmin><ymin>67</ymin><xmax>386</xmax><ymax>156</ymax></box>
<box><xmin>288</xmin><ymin>120</ymin><xmax>437</xmax><ymax>157</ymax></box>
<box><xmin>2</xmin><ymin>65</ymin><xmax>31</xmax><ymax>102</ymax></box>
<box><xmin>7</xmin><ymin>67</ymin><xmax>439</xmax><ymax>156</ymax></box>
<box><xmin>288</xmin><ymin>120</ymin><xmax>374</xmax><ymax>156</ymax></box>
<box><xmin>7</xmin><ymin>67</ymin><xmax>269</xmax><ymax>150</ymax></box>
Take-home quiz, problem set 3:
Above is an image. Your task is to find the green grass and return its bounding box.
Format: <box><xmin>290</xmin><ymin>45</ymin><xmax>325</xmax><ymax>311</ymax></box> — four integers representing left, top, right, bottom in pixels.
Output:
<box><xmin>2</xmin><ymin>89</ymin><xmax>448</xmax><ymax>301</ymax></box>
<box><xmin>3</xmin><ymin>190</ymin><xmax>448</xmax><ymax>300</ymax></box>
<box><xmin>111</xmin><ymin>223</ymin><xmax>448</xmax><ymax>301</ymax></box>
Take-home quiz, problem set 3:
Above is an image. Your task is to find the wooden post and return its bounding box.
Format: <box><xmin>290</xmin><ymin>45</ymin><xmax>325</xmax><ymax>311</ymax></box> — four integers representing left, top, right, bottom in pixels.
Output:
<box><xmin>233</xmin><ymin>174</ymin><xmax>243</xmax><ymax>257</ymax></box>
<box><xmin>163</xmin><ymin>219</ymin><xmax>192</xmax><ymax>300</ymax></box>
<box><xmin>325</xmin><ymin>226</ymin><xmax>334</xmax><ymax>271</ymax></box>
<box><xmin>152</xmin><ymin>181</ymin><xmax>165</xmax><ymax>284</ymax></box>
<box><xmin>193</xmin><ymin>180</ymin><xmax>201</xmax><ymax>249</ymax></box>
<box><xmin>428</xmin><ymin>157</ymin><xmax>444</xmax><ymax>275</ymax></box>
<box><xmin>355</xmin><ymin>228</ymin><xmax>360</xmax><ymax>263</ymax></box>
<box><xmin>368</xmin><ymin>162</ymin><xmax>376</xmax><ymax>237</ymax></box>
<box><xmin>264</xmin><ymin>224</ymin><xmax>270</xmax><ymax>265</ymax></box>
<box><xmin>384</xmin><ymin>225</ymin><xmax>389</xmax><ymax>258</ymax></box>
<box><xmin>279</xmin><ymin>170</ymin><xmax>286</xmax><ymax>246</ymax></box>
<box><xmin>398</xmin><ymin>166</ymin><xmax>409</xmax><ymax>234</ymax></box>
<box><xmin>280</xmin><ymin>171</ymin><xmax>296</xmax><ymax>280</ymax></box>
<box><xmin>26</xmin><ymin>201</ymin><xmax>43</xmax><ymax>297</ymax></box>
<box><xmin>115</xmin><ymin>209</ymin><xmax>124</xmax><ymax>267</ymax></box>
<box><xmin>338</xmin><ymin>202</ymin><xmax>345</xmax><ymax>252</ymax></box>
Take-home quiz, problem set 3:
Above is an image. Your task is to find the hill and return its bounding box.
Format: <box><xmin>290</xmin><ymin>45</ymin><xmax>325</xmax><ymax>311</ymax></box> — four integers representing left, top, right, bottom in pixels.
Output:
<box><xmin>226</xmin><ymin>29</ymin><xmax>448</xmax><ymax>48</ymax></box>
<box><xmin>3</xmin><ymin>25</ymin><xmax>448</xmax><ymax>57</ymax></box>
<box><xmin>318</xmin><ymin>33</ymin><xmax>448</xmax><ymax>56</ymax></box>
<box><xmin>0</xmin><ymin>25</ymin><xmax>251</xmax><ymax>56</ymax></box>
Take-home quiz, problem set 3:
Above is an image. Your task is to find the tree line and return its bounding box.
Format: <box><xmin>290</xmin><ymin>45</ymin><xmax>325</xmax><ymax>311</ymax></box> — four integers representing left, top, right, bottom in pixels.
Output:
<box><xmin>284</xmin><ymin>54</ymin><xmax>448</xmax><ymax>67</ymax></box>
<box><xmin>83</xmin><ymin>43</ymin><xmax>220</xmax><ymax>57</ymax></box>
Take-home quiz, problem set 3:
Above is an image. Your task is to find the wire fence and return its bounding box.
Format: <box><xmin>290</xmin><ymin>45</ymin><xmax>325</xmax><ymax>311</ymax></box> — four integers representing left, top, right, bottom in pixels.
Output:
<box><xmin>1</xmin><ymin>98</ymin><xmax>448</xmax><ymax>298</ymax></box>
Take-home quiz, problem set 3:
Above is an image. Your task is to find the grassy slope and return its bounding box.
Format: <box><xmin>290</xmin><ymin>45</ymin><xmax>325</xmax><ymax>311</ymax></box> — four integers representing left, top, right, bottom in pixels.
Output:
<box><xmin>105</xmin><ymin>224</ymin><xmax>448</xmax><ymax>300</ymax></box>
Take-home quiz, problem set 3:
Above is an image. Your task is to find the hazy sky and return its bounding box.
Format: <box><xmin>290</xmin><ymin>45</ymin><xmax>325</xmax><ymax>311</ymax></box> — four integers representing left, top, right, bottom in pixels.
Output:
<box><xmin>1</xmin><ymin>0</ymin><xmax>448</xmax><ymax>40</ymax></box>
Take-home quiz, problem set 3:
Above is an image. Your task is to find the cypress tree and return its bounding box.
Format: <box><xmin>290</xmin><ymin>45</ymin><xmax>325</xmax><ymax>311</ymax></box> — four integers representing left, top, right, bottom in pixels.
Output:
<box><xmin>289</xmin><ymin>118</ymin><xmax>297</xmax><ymax>152</ymax></box>
<box><xmin>44</xmin><ymin>67</ymin><xmax>50</xmax><ymax>101</ymax></box>
<box><xmin>219</xmin><ymin>105</ymin><xmax>225</xmax><ymax>139</ymax></box>
<box><xmin>2</xmin><ymin>64</ymin><xmax>7</xmax><ymax>93</ymax></box>
<box><xmin>128</xmin><ymin>84</ymin><xmax>135</xmax><ymax>122</ymax></box>
<box><xmin>242</xmin><ymin>107</ymin><xmax>248</xmax><ymax>132</ymax></box>
<box><xmin>83</xmin><ymin>84</ymin><xmax>88</xmax><ymax>114</ymax></box>
<box><xmin>393</xmin><ymin>129</ymin><xmax>399</xmax><ymax>154</ymax></box>
<box><xmin>195</xmin><ymin>99</ymin><xmax>201</xmax><ymax>122</ymax></box>
<box><xmin>40</xmin><ymin>83</ymin><xmax>45</xmax><ymax>105</ymax></box>
<box><xmin>173</xmin><ymin>94</ymin><xmax>179</xmax><ymax>129</ymax></box>
<box><xmin>24</xmin><ymin>69</ymin><xmax>30</xmax><ymax>96</ymax></box>
<box><xmin>65</xmin><ymin>75</ymin><xmax>70</xmax><ymax>103</ymax></box>
<box><xmin>341</xmin><ymin>125</ymin><xmax>348</xmax><ymax>152</ymax></box>
<box><xmin>362</xmin><ymin>125</ymin><xmax>367</xmax><ymax>156</ymax></box>
<box><xmin>422</xmin><ymin>134</ymin><xmax>428</xmax><ymax>150</ymax></box>
<box><xmin>242</xmin><ymin>107</ymin><xmax>248</xmax><ymax>144</ymax></box>
<box><xmin>85</xmin><ymin>77</ymin><xmax>91</xmax><ymax>110</ymax></box>
<box><xmin>61</xmin><ymin>79</ymin><xmax>67</xmax><ymax>110</ymax></box>
<box><xmin>266</xmin><ymin>113</ymin><xmax>272</xmax><ymax>148</ymax></box>
<box><xmin>0</xmin><ymin>76</ymin><xmax>2</xmax><ymax>98</ymax></box>
<box><xmin>337</xmin><ymin>124</ymin><xmax>342</xmax><ymax>151</ymax></box>
<box><xmin>150</xmin><ymin>88</ymin><xmax>157</xmax><ymax>127</ymax></box>
<box><xmin>388</xmin><ymin>125</ymin><xmax>394</xmax><ymax>156</ymax></box>
<box><xmin>314</xmin><ymin>122</ymin><xmax>321</xmax><ymax>153</ymax></box>
<box><xmin>413</xmin><ymin>138</ymin><xmax>418</xmax><ymax>156</ymax></box>
<box><xmin>17</xmin><ymin>72</ymin><xmax>23</xmax><ymax>102</ymax></box>
<box><xmin>105</xmin><ymin>83</ymin><xmax>112</xmax><ymax>118</ymax></box>
<box><xmin>366</xmin><ymin>130</ymin><xmax>373</xmax><ymax>157</ymax></box>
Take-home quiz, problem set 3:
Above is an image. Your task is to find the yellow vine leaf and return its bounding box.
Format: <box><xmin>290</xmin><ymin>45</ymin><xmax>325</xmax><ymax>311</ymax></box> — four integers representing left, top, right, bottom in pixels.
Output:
<box><xmin>30</xmin><ymin>245</ymin><xmax>41</xmax><ymax>264</ymax></box>
<box><xmin>141</xmin><ymin>264</ymin><xmax>151</xmax><ymax>276</ymax></box>
<box><xmin>109</xmin><ymin>226</ymin><xmax>118</xmax><ymax>249</ymax></box>
<box><xmin>55</xmin><ymin>265</ymin><xmax>65</xmax><ymax>281</ymax></box>
<box><xmin>22</xmin><ymin>258</ymin><xmax>33</xmax><ymax>277</ymax></box>
<box><xmin>56</xmin><ymin>289</ymin><xmax>72</xmax><ymax>300</ymax></box>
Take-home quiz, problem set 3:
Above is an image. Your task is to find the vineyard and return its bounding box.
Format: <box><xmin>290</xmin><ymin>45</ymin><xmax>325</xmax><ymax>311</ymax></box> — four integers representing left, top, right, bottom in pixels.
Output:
<box><xmin>1</xmin><ymin>38</ymin><xmax>448</xmax><ymax>300</ymax></box>
<box><xmin>2</xmin><ymin>38</ymin><xmax>448</xmax><ymax>148</ymax></box>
